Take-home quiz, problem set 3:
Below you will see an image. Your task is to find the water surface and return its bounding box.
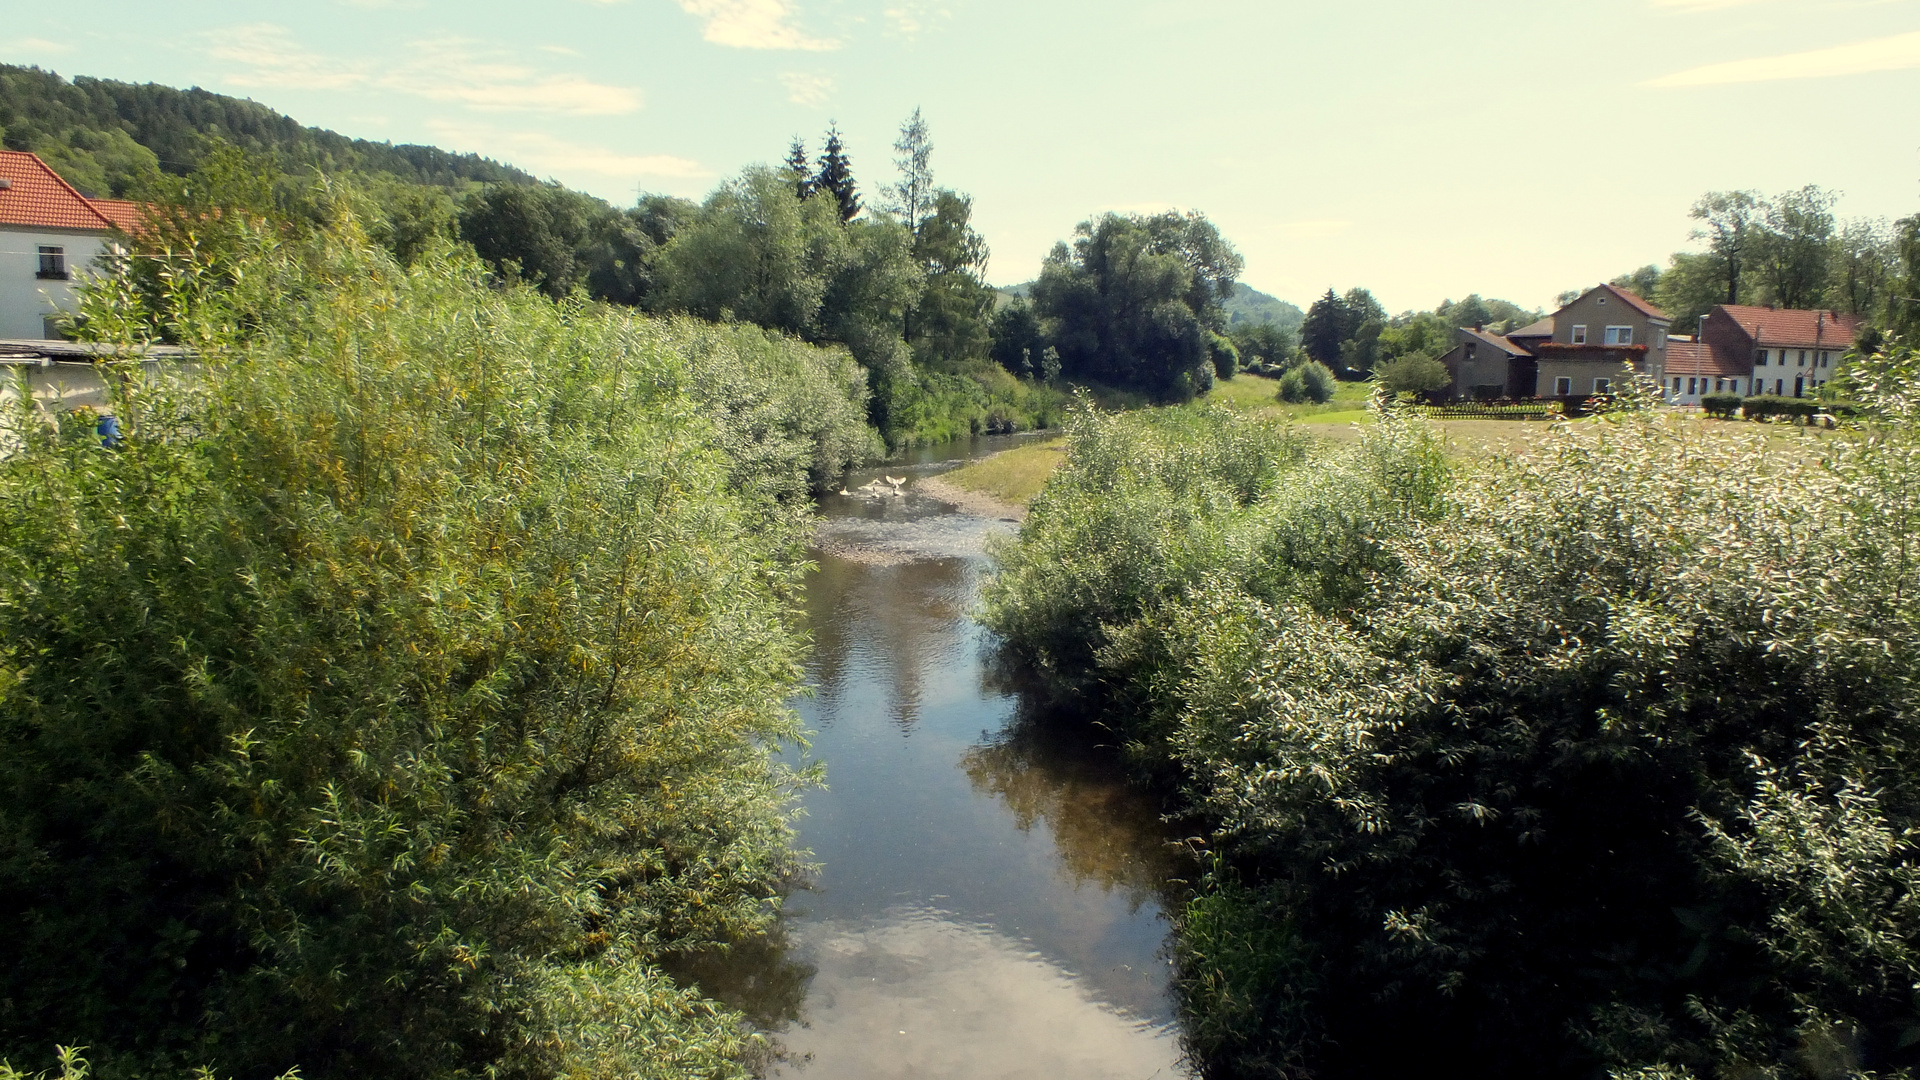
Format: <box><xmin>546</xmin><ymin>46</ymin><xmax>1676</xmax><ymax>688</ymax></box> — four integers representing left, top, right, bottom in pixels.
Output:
<box><xmin>765</xmin><ymin>436</ymin><xmax>1191</xmax><ymax>1079</ymax></box>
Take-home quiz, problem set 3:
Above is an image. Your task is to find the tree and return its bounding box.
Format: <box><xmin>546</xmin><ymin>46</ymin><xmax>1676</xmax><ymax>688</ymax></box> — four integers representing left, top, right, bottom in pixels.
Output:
<box><xmin>1299</xmin><ymin>289</ymin><xmax>1349</xmax><ymax>367</ymax></box>
<box><xmin>814</xmin><ymin>123</ymin><xmax>860</xmax><ymax>224</ymax></box>
<box><xmin>907</xmin><ymin>189</ymin><xmax>994</xmax><ymax>368</ymax></box>
<box><xmin>1230</xmin><ymin>321</ymin><xmax>1296</xmax><ymax>371</ymax></box>
<box><xmin>585</xmin><ymin>193</ymin><xmax>699</xmax><ymax>308</ymax></box>
<box><xmin>1029</xmin><ymin>210</ymin><xmax>1244</xmax><ymax>400</ymax></box>
<box><xmin>990</xmin><ymin>298</ymin><xmax>1047</xmax><ymax>378</ymax></box>
<box><xmin>1373</xmin><ymin>351</ymin><xmax>1450</xmax><ymax>396</ymax></box>
<box><xmin>1690</xmin><ymin>190</ymin><xmax>1763</xmax><ymax>304</ymax></box>
<box><xmin>1609</xmin><ymin>265</ymin><xmax>1662</xmax><ymax>300</ymax></box>
<box><xmin>1656</xmin><ymin>250</ymin><xmax>1730</xmax><ymax>331</ymax></box>
<box><xmin>885</xmin><ymin>108</ymin><xmax>934</xmax><ymax>235</ymax></box>
<box><xmin>1829</xmin><ymin>217</ymin><xmax>1895</xmax><ymax>317</ymax></box>
<box><xmin>653</xmin><ymin>165</ymin><xmax>853</xmax><ymax>335</ymax></box>
<box><xmin>783</xmin><ymin>136</ymin><xmax>813</xmax><ymax>200</ymax></box>
<box><xmin>1755</xmin><ymin>184</ymin><xmax>1837</xmax><ymax>310</ymax></box>
<box><xmin>457</xmin><ymin>182</ymin><xmax>603</xmax><ymax>299</ymax></box>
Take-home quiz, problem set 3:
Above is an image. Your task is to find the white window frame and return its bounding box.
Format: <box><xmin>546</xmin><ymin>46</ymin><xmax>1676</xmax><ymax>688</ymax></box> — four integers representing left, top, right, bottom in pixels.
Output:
<box><xmin>1603</xmin><ymin>325</ymin><xmax>1633</xmax><ymax>346</ymax></box>
<box><xmin>1571</xmin><ymin>324</ymin><xmax>1588</xmax><ymax>345</ymax></box>
<box><xmin>1554</xmin><ymin>376</ymin><xmax>1573</xmax><ymax>396</ymax></box>
<box><xmin>1593</xmin><ymin>377</ymin><xmax>1612</xmax><ymax>394</ymax></box>
<box><xmin>1756</xmin><ymin>350</ymin><xmax>1769</xmax><ymax>366</ymax></box>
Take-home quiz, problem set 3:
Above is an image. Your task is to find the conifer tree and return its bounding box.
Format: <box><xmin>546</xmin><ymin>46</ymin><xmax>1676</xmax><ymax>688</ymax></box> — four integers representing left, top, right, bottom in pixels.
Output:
<box><xmin>885</xmin><ymin>108</ymin><xmax>933</xmax><ymax>235</ymax></box>
<box><xmin>783</xmin><ymin>137</ymin><xmax>813</xmax><ymax>200</ymax></box>
<box><xmin>814</xmin><ymin>123</ymin><xmax>861</xmax><ymax>224</ymax></box>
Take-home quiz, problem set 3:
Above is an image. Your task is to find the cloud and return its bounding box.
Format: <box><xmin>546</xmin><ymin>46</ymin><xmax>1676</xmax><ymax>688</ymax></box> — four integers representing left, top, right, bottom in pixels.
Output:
<box><xmin>780</xmin><ymin>72</ymin><xmax>833</xmax><ymax>105</ymax></box>
<box><xmin>6</xmin><ymin>37</ymin><xmax>73</xmax><ymax>54</ymax></box>
<box><xmin>426</xmin><ymin>121</ymin><xmax>713</xmax><ymax>185</ymax></box>
<box><xmin>204</xmin><ymin>24</ymin><xmax>643</xmax><ymax>115</ymax></box>
<box><xmin>1646</xmin><ymin>29</ymin><xmax>1920</xmax><ymax>85</ymax></box>
<box><xmin>674</xmin><ymin>0</ymin><xmax>838</xmax><ymax>50</ymax></box>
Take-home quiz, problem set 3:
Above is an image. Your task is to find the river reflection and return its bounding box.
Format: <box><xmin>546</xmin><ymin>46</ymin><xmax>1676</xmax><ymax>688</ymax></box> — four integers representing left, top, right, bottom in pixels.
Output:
<box><xmin>741</xmin><ymin>442</ymin><xmax>1191</xmax><ymax>1079</ymax></box>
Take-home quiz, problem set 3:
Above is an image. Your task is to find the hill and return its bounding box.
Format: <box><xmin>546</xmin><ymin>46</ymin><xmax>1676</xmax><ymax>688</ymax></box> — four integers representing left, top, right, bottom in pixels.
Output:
<box><xmin>0</xmin><ymin>64</ymin><xmax>538</xmax><ymax>198</ymax></box>
<box><xmin>1224</xmin><ymin>282</ymin><xmax>1304</xmax><ymax>332</ymax></box>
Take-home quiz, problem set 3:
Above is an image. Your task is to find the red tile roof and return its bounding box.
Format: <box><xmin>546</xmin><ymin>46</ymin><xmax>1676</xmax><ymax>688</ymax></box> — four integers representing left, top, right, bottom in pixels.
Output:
<box><xmin>0</xmin><ymin>151</ymin><xmax>113</xmax><ymax>231</ymax></box>
<box><xmin>86</xmin><ymin>198</ymin><xmax>148</xmax><ymax>233</ymax></box>
<box><xmin>1666</xmin><ymin>340</ymin><xmax>1749</xmax><ymax>378</ymax></box>
<box><xmin>1600</xmin><ymin>283</ymin><xmax>1666</xmax><ymax>320</ymax></box>
<box><xmin>1715</xmin><ymin>304</ymin><xmax>1861</xmax><ymax>350</ymax></box>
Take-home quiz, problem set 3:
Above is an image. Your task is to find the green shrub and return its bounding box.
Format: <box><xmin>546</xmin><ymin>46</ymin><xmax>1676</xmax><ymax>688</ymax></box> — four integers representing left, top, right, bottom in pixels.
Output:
<box><xmin>0</xmin><ymin>216</ymin><xmax>813</xmax><ymax>1079</ymax></box>
<box><xmin>1740</xmin><ymin>393</ymin><xmax>1821</xmax><ymax>422</ymax></box>
<box><xmin>1276</xmin><ymin>367</ymin><xmax>1308</xmax><ymax>403</ymax></box>
<box><xmin>1297</xmin><ymin>361</ymin><xmax>1336</xmax><ymax>403</ymax></box>
<box><xmin>1371</xmin><ymin>352</ymin><xmax>1450</xmax><ymax>397</ymax></box>
<box><xmin>1208</xmin><ymin>332</ymin><xmax>1240</xmax><ymax>381</ymax></box>
<box><xmin>1699</xmin><ymin>391</ymin><xmax>1742</xmax><ymax>418</ymax></box>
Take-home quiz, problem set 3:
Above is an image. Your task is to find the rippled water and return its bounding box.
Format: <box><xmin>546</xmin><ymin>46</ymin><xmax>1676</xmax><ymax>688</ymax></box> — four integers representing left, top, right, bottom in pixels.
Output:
<box><xmin>756</xmin><ymin>436</ymin><xmax>1192</xmax><ymax>1079</ymax></box>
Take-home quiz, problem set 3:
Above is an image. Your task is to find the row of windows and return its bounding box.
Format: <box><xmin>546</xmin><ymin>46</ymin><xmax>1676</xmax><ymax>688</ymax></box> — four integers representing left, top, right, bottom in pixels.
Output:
<box><xmin>1569</xmin><ymin>324</ymin><xmax>1635</xmax><ymax>346</ymax></box>
<box><xmin>1553</xmin><ymin>376</ymin><xmax>1612</xmax><ymax>395</ymax></box>
<box><xmin>1667</xmin><ymin>375</ymin><xmax>1830</xmax><ymax>398</ymax></box>
<box><xmin>1754</xmin><ymin>349</ymin><xmax>1832</xmax><ymax>368</ymax></box>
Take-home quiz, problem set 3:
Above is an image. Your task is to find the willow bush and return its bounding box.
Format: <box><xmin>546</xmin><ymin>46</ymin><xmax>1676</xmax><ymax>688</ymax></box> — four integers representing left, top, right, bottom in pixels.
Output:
<box><xmin>0</xmin><ymin>210</ymin><xmax>840</xmax><ymax>1078</ymax></box>
<box><xmin>988</xmin><ymin>353</ymin><xmax>1920</xmax><ymax>1078</ymax></box>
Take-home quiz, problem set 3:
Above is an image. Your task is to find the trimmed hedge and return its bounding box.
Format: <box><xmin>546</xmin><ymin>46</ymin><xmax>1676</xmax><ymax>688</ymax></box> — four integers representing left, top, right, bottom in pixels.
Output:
<box><xmin>1700</xmin><ymin>392</ymin><xmax>1742</xmax><ymax>418</ymax></box>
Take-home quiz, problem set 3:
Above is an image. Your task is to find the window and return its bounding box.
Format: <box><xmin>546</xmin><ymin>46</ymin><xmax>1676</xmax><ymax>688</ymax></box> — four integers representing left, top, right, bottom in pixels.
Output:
<box><xmin>1757</xmin><ymin>350</ymin><xmax>1769</xmax><ymax>366</ymax></box>
<box><xmin>1820</xmin><ymin>352</ymin><xmax>1831</xmax><ymax>368</ymax></box>
<box><xmin>1687</xmin><ymin>377</ymin><xmax>1698</xmax><ymax>395</ymax></box>
<box><xmin>1656</xmin><ymin>330</ymin><xmax>1666</xmax><ymax>347</ymax></box>
<box><xmin>1594</xmin><ymin>377</ymin><xmax>1612</xmax><ymax>394</ymax></box>
<box><xmin>1671</xmin><ymin>377</ymin><xmax>1682</xmax><ymax>391</ymax></box>
<box><xmin>1571</xmin><ymin>324</ymin><xmax>1588</xmax><ymax>344</ymax></box>
<box><xmin>1797</xmin><ymin>350</ymin><xmax>1807</xmax><ymax>367</ymax></box>
<box><xmin>1464</xmin><ymin>342</ymin><xmax>1477</xmax><ymax>360</ymax></box>
<box><xmin>1555</xmin><ymin>376</ymin><xmax>1573</xmax><ymax>395</ymax></box>
<box><xmin>36</xmin><ymin>246</ymin><xmax>66</xmax><ymax>280</ymax></box>
<box><xmin>1604</xmin><ymin>326</ymin><xmax>1634</xmax><ymax>345</ymax></box>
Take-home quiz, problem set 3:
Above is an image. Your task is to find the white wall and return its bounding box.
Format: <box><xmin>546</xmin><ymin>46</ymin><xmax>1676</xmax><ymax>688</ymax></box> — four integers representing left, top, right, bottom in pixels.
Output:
<box><xmin>0</xmin><ymin>226</ymin><xmax>109</xmax><ymax>339</ymax></box>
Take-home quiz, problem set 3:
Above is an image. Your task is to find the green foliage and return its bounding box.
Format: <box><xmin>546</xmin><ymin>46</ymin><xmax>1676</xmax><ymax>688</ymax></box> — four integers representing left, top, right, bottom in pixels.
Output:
<box><xmin>1030</xmin><ymin>211</ymin><xmax>1244</xmax><ymax>401</ymax></box>
<box><xmin>0</xmin><ymin>64</ymin><xmax>537</xmax><ymax>191</ymax></box>
<box><xmin>1700</xmin><ymin>391</ymin><xmax>1743</xmax><ymax>418</ymax></box>
<box><xmin>1276</xmin><ymin>361</ymin><xmax>1336</xmax><ymax>404</ymax></box>
<box><xmin>990</xmin><ymin>339</ymin><xmax>1920</xmax><ymax>1077</ymax></box>
<box><xmin>0</xmin><ymin>206</ymin><xmax>837</xmax><ymax>1080</ymax></box>
<box><xmin>1371</xmin><ymin>352</ymin><xmax>1450</xmax><ymax>396</ymax></box>
<box><xmin>1739</xmin><ymin>393</ymin><xmax>1826</xmax><ymax>422</ymax></box>
<box><xmin>1224</xmin><ymin>283</ymin><xmax>1306</xmax><ymax>334</ymax></box>
<box><xmin>1207</xmin><ymin>332</ymin><xmax>1240</xmax><ymax>380</ymax></box>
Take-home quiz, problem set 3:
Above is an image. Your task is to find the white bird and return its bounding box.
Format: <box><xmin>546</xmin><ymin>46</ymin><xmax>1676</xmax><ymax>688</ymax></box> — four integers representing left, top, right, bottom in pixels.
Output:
<box><xmin>885</xmin><ymin>475</ymin><xmax>906</xmax><ymax>487</ymax></box>
<box><xmin>838</xmin><ymin>488</ymin><xmax>850</xmax><ymax>496</ymax></box>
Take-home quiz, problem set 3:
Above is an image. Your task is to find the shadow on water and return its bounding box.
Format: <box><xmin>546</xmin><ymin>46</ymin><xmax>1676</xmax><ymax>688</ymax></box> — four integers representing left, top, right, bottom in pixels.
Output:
<box><xmin>675</xmin><ymin>433</ymin><xmax>1195</xmax><ymax>1079</ymax></box>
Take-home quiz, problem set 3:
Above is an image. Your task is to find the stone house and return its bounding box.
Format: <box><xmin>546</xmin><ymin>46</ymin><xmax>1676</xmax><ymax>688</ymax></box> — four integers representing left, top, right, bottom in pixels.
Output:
<box><xmin>1433</xmin><ymin>284</ymin><xmax>1668</xmax><ymax>399</ymax></box>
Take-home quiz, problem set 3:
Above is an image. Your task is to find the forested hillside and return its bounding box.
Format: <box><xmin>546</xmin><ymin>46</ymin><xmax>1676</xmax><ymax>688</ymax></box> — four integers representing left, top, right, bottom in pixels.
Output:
<box><xmin>0</xmin><ymin>63</ymin><xmax>536</xmax><ymax>197</ymax></box>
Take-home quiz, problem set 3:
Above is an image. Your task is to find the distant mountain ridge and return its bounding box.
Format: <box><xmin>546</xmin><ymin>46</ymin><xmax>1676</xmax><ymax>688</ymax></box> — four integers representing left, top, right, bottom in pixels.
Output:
<box><xmin>0</xmin><ymin>63</ymin><xmax>538</xmax><ymax>198</ymax></box>
<box><xmin>995</xmin><ymin>280</ymin><xmax>1303</xmax><ymax>331</ymax></box>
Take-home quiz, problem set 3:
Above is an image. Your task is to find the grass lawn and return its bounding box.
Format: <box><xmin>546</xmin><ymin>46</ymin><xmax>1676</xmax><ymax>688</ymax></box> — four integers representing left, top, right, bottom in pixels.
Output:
<box><xmin>940</xmin><ymin>437</ymin><xmax>1067</xmax><ymax>506</ymax></box>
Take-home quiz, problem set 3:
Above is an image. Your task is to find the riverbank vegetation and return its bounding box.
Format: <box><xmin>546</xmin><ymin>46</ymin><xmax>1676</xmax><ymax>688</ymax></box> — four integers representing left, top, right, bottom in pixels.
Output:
<box><xmin>0</xmin><ymin>176</ymin><xmax>873</xmax><ymax>1077</ymax></box>
<box><xmin>984</xmin><ymin>348</ymin><xmax>1920</xmax><ymax>1078</ymax></box>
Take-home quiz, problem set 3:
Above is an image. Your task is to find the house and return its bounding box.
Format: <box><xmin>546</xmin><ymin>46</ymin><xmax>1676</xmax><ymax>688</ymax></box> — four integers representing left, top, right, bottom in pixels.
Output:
<box><xmin>1433</xmin><ymin>284</ymin><xmax>1669</xmax><ymax>399</ymax></box>
<box><xmin>0</xmin><ymin>151</ymin><xmax>137</xmax><ymax>340</ymax></box>
<box><xmin>1686</xmin><ymin>304</ymin><xmax>1862</xmax><ymax>400</ymax></box>
<box><xmin>1661</xmin><ymin>338</ymin><xmax>1752</xmax><ymax>405</ymax></box>
<box><xmin>1440</xmin><ymin>326</ymin><xmax>1535</xmax><ymax>399</ymax></box>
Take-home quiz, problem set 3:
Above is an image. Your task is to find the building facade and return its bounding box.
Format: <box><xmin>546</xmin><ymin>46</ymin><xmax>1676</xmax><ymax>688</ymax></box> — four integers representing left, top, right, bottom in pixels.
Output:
<box><xmin>0</xmin><ymin>151</ymin><xmax>126</xmax><ymax>340</ymax></box>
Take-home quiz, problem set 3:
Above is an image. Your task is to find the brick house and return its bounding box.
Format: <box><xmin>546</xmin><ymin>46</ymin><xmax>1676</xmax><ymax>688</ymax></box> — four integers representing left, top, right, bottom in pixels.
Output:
<box><xmin>0</xmin><ymin>151</ymin><xmax>137</xmax><ymax>340</ymax></box>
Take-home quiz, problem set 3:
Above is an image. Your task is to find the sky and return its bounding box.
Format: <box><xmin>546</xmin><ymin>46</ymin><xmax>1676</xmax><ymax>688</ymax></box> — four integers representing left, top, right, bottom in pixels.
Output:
<box><xmin>3</xmin><ymin>0</ymin><xmax>1918</xmax><ymax>313</ymax></box>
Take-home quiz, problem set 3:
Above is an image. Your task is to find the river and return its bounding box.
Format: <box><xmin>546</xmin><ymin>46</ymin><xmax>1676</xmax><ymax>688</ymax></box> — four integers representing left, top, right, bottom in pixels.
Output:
<box><xmin>754</xmin><ymin>434</ymin><xmax>1192</xmax><ymax>1079</ymax></box>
